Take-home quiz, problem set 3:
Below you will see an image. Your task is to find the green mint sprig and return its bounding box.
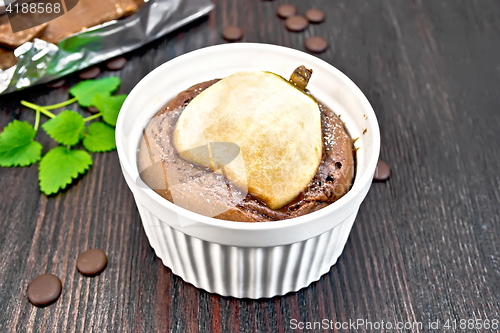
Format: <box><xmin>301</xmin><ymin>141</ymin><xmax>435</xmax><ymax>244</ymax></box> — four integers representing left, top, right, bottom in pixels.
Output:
<box><xmin>0</xmin><ymin>77</ymin><xmax>127</xmax><ymax>195</ymax></box>
<box><xmin>0</xmin><ymin>119</ymin><xmax>43</xmax><ymax>167</ymax></box>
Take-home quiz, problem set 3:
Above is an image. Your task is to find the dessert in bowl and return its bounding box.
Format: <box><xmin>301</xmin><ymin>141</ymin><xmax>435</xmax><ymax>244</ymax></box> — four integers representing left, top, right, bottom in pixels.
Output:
<box><xmin>116</xmin><ymin>43</ymin><xmax>380</xmax><ymax>298</ymax></box>
<box><xmin>137</xmin><ymin>66</ymin><xmax>355</xmax><ymax>221</ymax></box>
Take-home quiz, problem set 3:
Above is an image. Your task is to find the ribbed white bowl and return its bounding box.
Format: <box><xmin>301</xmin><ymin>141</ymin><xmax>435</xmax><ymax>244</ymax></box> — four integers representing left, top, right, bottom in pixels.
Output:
<box><xmin>116</xmin><ymin>43</ymin><xmax>380</xmax><ymax>298</ymax></box>
<box><xmin>138</xmin><ymin>198</ymin><xmax>359</xmax><ymax>298</ymax></box>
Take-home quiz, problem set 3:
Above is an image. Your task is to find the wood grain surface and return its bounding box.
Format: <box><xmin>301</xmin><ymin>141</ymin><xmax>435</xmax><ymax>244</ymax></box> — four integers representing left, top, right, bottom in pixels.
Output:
<box><xmin>1</xmin><ymin>0</ymin><xmax>500</xmax><ymax>332</ymax></box>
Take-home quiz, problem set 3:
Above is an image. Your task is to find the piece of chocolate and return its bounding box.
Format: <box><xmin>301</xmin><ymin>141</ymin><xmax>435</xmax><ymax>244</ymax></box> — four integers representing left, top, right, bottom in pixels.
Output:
<box><xmin>305</xmin><ymin>9</ymin><xmax>325</xmax><ymax>23</ymax></box>
<box><xmin>305</xmin><ymin>36</ymin><xmax>328</xmax><ymax>53</ymax></box>
<box><xmin>106</xmin><ymin>57</ymin><xmax>127</xmax><ymax>70</ymax></box>
<box><xmin>0</xmin><ymin>47</ymin><xmax>16</xmax><ymax>70</ymax></box>
<box><xmin>41</xmin><ymin>0</ymin><xmax>144</xmax><ymax>44</ymax></box>
<box><xmin>373</xmin><ymin>160</ymin><xmax>391</xmax><ymax>181</ymax></box>
<box><xmin>27</xmin><ymin>274</ymin><xmax>62</xmax><ymax>307</ymax></box>
<box><xmin>0</xmin><ymin>0</ymin><xmax>144</xmax><ymax>70</ymax></box>
<box><xmin>79</xmin><ymin>67</ymin><xmax>101</xmax><ymax>79</ymax></box>
<box><xmin>47</xmin><ymin>79</ymin><xmax>66</xmax><ymax>88</ymax></box>
<box><xmin>277</xmin><ymin>4</ymin><xmax>297</xmax><ymax>19</ymax></box>
<box><xmin>0</xmin><ymin>16</ymin><xmax>48</xmax><ymax>48</ymax></box>
<box><xmin>65</xmin><ymin>0</ymin><xmax>80</xmax><ymax>12</ymax></box>
<box><xmin>285</xmin><ymin>16</ymin><xmax>309</xmax><ymax>32</ymax></box>
<box><xmin>5</xmin><ymin>0</ymin><xmax>64</xmax><ymax>34</ymax></box>
<box><xmin>87</xmin><ymin>106</ymin><xmax>99</xmax><ymax>114</ymax></box>
<box><xmin>221</xmin><ymin>26</ymin><xmax>243</xmax><ymax>42</ymax></box>
<box><xmin>76</xmin><ymin>249</ymin><xmax>108</xmax><ymax>276</ymax></box>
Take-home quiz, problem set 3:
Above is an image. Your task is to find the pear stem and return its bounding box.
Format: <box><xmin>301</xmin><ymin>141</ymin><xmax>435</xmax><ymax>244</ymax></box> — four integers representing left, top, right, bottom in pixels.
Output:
<box><xmin>289</xmin><ymin>65</ymin><xmax>313</xmax><ymax>91</ymax></box>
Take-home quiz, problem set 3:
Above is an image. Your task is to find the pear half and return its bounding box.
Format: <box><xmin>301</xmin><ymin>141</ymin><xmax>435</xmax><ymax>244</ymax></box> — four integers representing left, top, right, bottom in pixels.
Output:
<box><xmin>173</xmin><ymin>71</ymin><xmax>322</xmax><ymax>209</ymax></box>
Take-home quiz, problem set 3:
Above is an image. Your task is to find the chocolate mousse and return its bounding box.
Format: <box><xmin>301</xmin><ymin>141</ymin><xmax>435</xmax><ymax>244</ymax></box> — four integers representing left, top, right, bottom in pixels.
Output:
<box><xmin>138</xmin><ymin>70</ymin><xmax>354</xmax><ymax>222</ymax></box>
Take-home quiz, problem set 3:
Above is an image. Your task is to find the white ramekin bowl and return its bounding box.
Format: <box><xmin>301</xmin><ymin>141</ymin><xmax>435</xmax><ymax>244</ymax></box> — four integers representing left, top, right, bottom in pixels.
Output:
<box><xmin>116</xmin><ymin>43</ymin><xmax>380</xmax><ymax>298</ymax></box>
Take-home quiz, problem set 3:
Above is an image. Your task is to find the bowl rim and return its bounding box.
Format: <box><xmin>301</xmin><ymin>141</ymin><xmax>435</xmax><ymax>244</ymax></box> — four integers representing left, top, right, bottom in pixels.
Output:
<box><xmin>116</xmin><ymin>43</ymin><xmax>380</xmax><ymax>232</ymax></box>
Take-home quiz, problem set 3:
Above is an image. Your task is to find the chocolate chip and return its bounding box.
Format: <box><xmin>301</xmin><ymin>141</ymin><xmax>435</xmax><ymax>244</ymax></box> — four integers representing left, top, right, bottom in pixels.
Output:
<box><xmin>277</xmin><ymin>4</ymin><xmax>297</xmax><ymax>19</ymax></box>
<box><xmin>106</xmin><ymin>57</ymin><xmax>127</xmax><ymax>71</ymax></box>
<box><xmin>305</xmin><ymin>36</ymin><xmax>328</xmax><ymax>53</ymax></box>
<box><xmin>221</xmin><ymin>26</ymin><xmax>243</xmax><ymax>42</ymax></box>
<box><xmin>87</xmin><ymin>106</ymin><xmax>99</xmax><ymax>114</ymax></box>
<box><xmin>76</xmin><ymin>249</ymin><xmax>107</xmax><ymax>276</ymax></box>
<box><xmin>305</xmin><ymin>9</ymin><xmax>325</xmax><ymax>23</ymax></box>
<box><xmin>373</xmin><ymin>160</ymin><xmax>391</xmax><ymax>181</ymax></box>
<box><xmin>27</xmin><ymin>274</ymin><xmax>62</xmax><ymax>307</ymax></box>
<box><xmin>46</xmin><ymin>79</ymin><xmax>65</xmax><ymax>88</ymax></box>
<box><xmin>285</xmin><ymin>16</ymin><xmax>309</xmax><ymax>32</ymax></box>
<box><xmin>79</xmin><ymin>67</ymin><xmax>101</xmax><ymax>80</ymax></box>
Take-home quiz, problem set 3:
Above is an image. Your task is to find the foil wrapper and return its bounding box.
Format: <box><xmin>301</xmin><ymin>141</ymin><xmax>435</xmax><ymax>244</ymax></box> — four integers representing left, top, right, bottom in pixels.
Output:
<box><xmin>0</xmin><ymin>0</ymin><xmax>214</xmax><ymax>95</ymax></box>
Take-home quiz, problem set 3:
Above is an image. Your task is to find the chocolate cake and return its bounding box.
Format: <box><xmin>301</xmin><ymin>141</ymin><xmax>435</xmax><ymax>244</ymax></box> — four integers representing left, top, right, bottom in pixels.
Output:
<box><xmin>138</xmin><ymin>75</ymin><xmax>355</xmax><ymax>222</ymax></box>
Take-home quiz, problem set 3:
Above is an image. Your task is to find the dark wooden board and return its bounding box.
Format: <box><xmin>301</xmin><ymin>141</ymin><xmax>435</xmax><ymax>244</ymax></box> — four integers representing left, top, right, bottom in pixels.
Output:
<box><xmin>1</xmin><ymin>0</ymin><xmax>499</xmax><ymax>332</ymax></box>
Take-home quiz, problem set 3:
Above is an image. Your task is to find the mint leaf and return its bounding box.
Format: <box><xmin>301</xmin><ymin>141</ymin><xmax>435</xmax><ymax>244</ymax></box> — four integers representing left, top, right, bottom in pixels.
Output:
<box><xmin>69</xmin><ymin>77</ymin><xmax>121</xmax><ymax>107</ymax></box>
<box><xmin>39</xmin><ymin>146</ymin><xmax>92</xmax><ymax>195</ymax></box>
<box><xmin>93</xmin><ymin>93</ymin><xmax>127</xmax><ymax>126</ymax></box>
<box><xmin>42</xmin><ymin>110</ymin><xmax>85</xmax><ymax>146</ymax></box>
<box><xmin>0</xmin><ymin>120</ymin><xmax>42</xmax><ymax>167</ymax></box>
<box><xmin>83</xmin><ymin>122</ymin><xmax>116</xmax><ymax>152</ymax></box>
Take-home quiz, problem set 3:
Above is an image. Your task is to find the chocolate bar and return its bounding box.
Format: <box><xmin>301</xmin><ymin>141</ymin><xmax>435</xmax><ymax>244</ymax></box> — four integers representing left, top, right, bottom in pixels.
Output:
<box><xmin>0</xmin><ymin>0</ymin><xmax>144</xmax><ymax>69</ymax></box>
<box><xmin>41</xmin><ymin>0</ymin><xmax>144</xmax><ymax>43</ymax></box>
<box><xmin>0</xmin><ymin>47</ymin><xmax>16</xmax><ymax>70</ymax></box>
<box><xmin>0</xmin><ymin>16</ymin><xmax>48</xmax><ymax>48</ymax></box>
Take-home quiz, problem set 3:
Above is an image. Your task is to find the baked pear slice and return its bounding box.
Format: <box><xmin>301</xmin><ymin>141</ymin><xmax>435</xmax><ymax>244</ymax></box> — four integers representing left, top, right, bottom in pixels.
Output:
<box><xmin>173</xmin><ymin>70</ymin><xmax>322</xmax><ymax>209</ymax></box>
